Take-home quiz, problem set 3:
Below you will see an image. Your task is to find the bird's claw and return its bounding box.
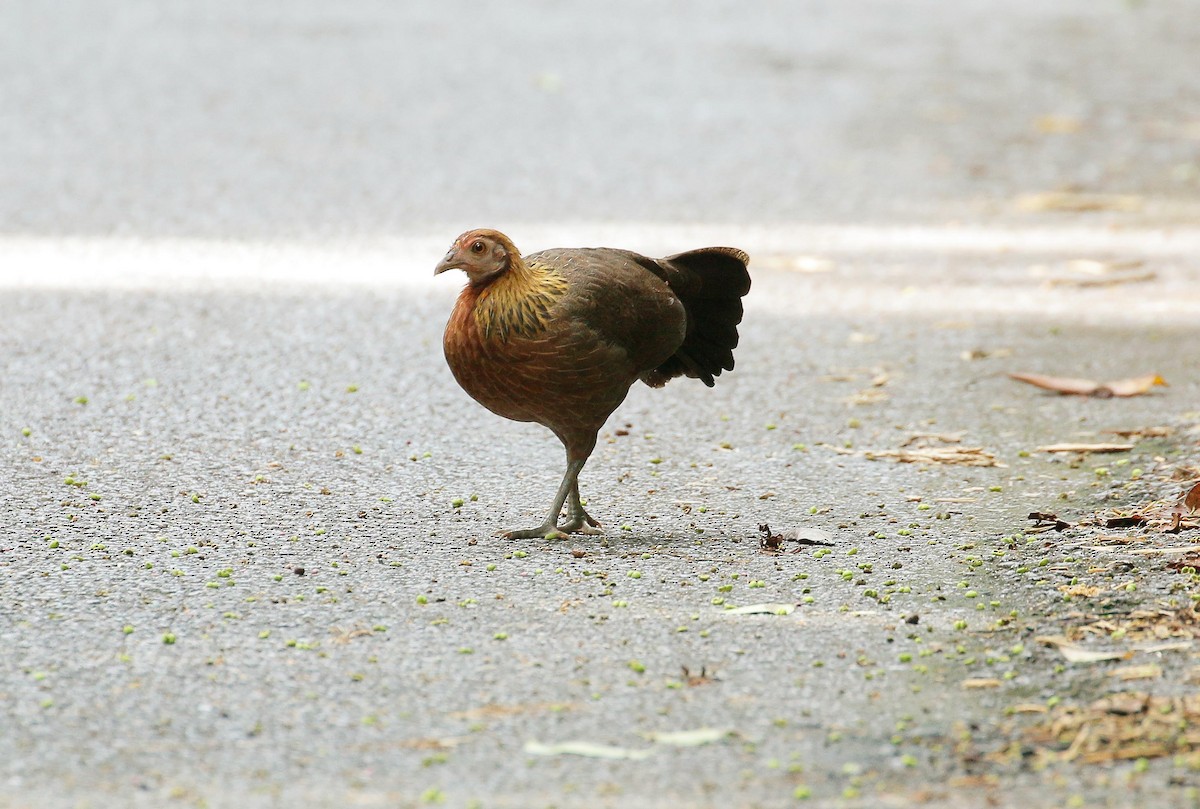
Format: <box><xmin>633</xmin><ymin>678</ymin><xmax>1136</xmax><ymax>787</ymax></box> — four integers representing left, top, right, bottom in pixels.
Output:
<box><xmin>501</xmin><ymin>516</ymin><xmax>604</xmax><ymax>540</ymax></box>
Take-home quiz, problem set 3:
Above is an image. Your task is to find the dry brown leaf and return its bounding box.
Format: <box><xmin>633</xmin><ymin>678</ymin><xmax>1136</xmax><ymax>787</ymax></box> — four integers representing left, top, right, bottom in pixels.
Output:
<box><xmin>1009</xmin><ymin>372</ymin><xmax>1167</xmax><ymax>398</ymax></box>
<box><xmin>1105</xmin><ymin>375</ymin><xmax>1169</xmax><ymax>397</ymax></box>
<box><xmin>1104</xmin><ymin>426</ymin><xmax>1173</xmax><ymax>439</ymax></box>
<box><xmin>1059</xmin><ymin>584</ymin><xmax>1102</xmax><ymax>598</ymax></box>
<box><xmin>1010</xmin><ymin>703</ymin><xmax>1049</xmax><ymax>714</ymax></box>
<box><xmin>1036</xmin><ymin>443</ymin><xmax>1134</xmax><ymax>454</ymax></box>
<box><xmin>864</xmin><ymin>447</ymin><xmax>1001</xmax><ymax>467</ymax></box>
<box><xmin>1008</xmin><ymin>373</ymin><xmax>1103</xmax><ymax>396</ymax></box>
<box><xmin>1015</xmin><ymin>191</ymin><xmax>1143</xmax><ymax>212</ymax></box>
<box><xmin>1185</xmin><ymin>482</ymin><xmax>1200</xmax><ymax>514</ymax></box>
<box><xmin>1036</xmin><ymin>635</ymin><xmax>1131</xmax><ymax>663</ymax></box>
<box><xmin>1110</xmin><ymin>664</ymin><xmax>1162</xmax><ymax>682</ymax></box>
<box><xmin>1166</xmin><ymin>554</ymin><xmax>1200</xmax><ymax>572</ymax></box>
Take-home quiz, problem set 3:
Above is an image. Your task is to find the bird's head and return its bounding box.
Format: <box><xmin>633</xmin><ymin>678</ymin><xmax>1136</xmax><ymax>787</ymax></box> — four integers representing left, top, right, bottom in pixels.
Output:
<box><xmin>434</xmin><ymin>229</ymin><xmax>519</xmax><ymax>285</ymax></box>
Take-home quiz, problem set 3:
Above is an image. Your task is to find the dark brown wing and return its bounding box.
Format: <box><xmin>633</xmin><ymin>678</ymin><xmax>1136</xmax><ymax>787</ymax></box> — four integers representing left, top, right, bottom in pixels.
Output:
<box><xmin>527</xmin><ymin>248</ymin><xmax>688</xmax><ymax>375</ymax></box>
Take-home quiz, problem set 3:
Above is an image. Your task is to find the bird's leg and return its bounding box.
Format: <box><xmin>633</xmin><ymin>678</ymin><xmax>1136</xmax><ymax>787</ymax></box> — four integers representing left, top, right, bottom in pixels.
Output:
<box><xmin>501</xmin><ymin>456</ymin><xmax>600</xmax><ymax>537</ymax></box>
<box><xmin>558</xmin><ymin>478</ymin><xmax>602</xmax><ymax>533</ymax></box>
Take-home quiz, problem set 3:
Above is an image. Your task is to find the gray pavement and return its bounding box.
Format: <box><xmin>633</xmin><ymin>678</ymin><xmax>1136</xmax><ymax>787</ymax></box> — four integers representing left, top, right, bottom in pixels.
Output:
<box><xmin>3</xmin><ymin>2</ymin><xmax>1200</xmax><ymax>808</ymax></box>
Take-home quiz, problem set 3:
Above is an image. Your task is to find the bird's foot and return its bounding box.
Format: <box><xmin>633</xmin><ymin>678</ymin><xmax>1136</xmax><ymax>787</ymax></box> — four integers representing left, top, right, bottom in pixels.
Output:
<box><xmin>560</xmin><ymin>504</ymin><xmax>603</xmax><ymax>535</ymax></box>
<box><xmin>502</xmin><ymin>515</ymin><xmax>604</xmax><ymax>540</ymax></box>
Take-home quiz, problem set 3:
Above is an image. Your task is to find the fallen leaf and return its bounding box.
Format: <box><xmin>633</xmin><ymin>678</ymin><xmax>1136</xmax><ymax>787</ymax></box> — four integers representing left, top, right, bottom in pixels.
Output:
<box><xmin>1105</xmin><ymin>375</ymin><xmax>1169</xmax><ymax>397</ymax></box>
<box><xmin>864</xmin><ymin>447</ymin><xmax>1001</xmax><ymax>467</ymax></box>
<box><xmin>523</xmin><ymin>740</ymin><xmax>652</xmax><ymax>760</ymax></box>
<box><xmin>1136</xmin><ymin>641</ymin><xmax>1192</xmax><ymax>654</ymax></box>
<box><xmin>1027</xmin><ymin>512</ymin><xmax>1072</xmax><ymax>532</ymax></box>
<box><xmin>1015</xmin><ymin>191</ymin><xmax>1143</xmax><ymax>212</ymax></box>
<box><xmin>1036</xmin><ymin>443</ymin><xmax>1134</xmax><ymax>454</ymax></box>
<box><xmin>1124</xmin><ymin>544</ymin><xmax>1200</xmax><ymax>556</ymax></box>
<box><xmin>757</xmin><ymin>523</ymin><xmax>786</xmax><ymax>554</ymax></box>
<box><xmin>759</xmin><ymin>523</ymin><xmax>834</xmax><ymax>551</ymax></box>
<box><xmin>961</xmin><ymin>678</ymin><xmax>1002</xmax><ymax>689</ymax></box>
<box><xmin>641</xmin><ymin>728</ymin><xmax>729</xmax><ymax>747</ymax></box>
<box><xmin>1102</xmin><ymin>515</ymin><xmax>1148</xmax><ymax>529</ymax></box>
<box><xmin>723</xmin><ymin>603</ymin><xmax>796</xmax><ymax>616</ymax></box>
<box><xmin>1109</xmin><ymin>664</ymin><xmax>1162</xmax><ymax>682</ymax></box>
<box><xmin>1104</xmin><ymin>426</ymin><xmax>1172</xmax><ymax>439</ymax></box>
<box><xmin>1010</xmin><ymin>703</ymin><xmax>1049</xmax><ymax>714</ymax></box>
<box><xmin>1041</xmin><ymin>441</ymin><xmax>1132</xmax><ymax>453</ymax></box>
<box><xmin>1009</xmin><ymin>373</ymin><xmax>1103</xmax><ymax>396</ymax></box>
<box><xmin>1185</xmin><ymin>482</ymin><xmax>1200</xmax><ymax>514</ymax></box>
<box><xmin>1036</xmin><ymin>635</ymin><xmax>1131</xmax><ymax>663</ymax></box>
<box><xmin>1009</xmin><ymin>372</ymin><xmax>1167</xmax><ymax>398</ymax></box>
<box><xmin>790</xmin><ymin>527</ymin><xmax>835</xmax><ymax>547</ymax></box>
<box><xmin>1168</xmin><ymin>555</ymin><xmax>1200</xmax><ymax>573</ymax></box>
<box><xmin>1059</xmin><ymin>584</ymin><xmax>1102</xmax><ymax>598</ymax></box>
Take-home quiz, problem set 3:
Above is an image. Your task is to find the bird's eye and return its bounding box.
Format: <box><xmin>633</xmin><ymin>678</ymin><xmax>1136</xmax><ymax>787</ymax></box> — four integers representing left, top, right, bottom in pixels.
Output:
<box><xmin>471</xmin><ymin>241</ymin><xmax>485</xmax><ymax>253</ymax></box>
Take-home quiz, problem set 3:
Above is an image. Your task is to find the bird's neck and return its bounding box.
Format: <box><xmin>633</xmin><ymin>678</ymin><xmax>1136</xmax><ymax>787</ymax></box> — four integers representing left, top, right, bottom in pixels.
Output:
<box><xmin>469</xmin><ymin>258</ymin><xmax>567</xmax><ymax>342</ymax></box>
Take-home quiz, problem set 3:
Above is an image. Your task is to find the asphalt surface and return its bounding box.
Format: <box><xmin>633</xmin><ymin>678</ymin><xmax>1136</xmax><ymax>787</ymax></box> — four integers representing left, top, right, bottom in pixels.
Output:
<box><xmin>3</xmin><ymin>2</ymin><xmax>1200</xmax><ymax>808</ymax></box>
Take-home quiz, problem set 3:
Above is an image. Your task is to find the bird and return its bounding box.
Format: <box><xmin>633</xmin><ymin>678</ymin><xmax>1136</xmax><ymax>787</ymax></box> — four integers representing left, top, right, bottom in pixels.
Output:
<box><xmin>435</xmin><ymin>229</ymin><xmax>750</xmax><ymax>539</ymax></box>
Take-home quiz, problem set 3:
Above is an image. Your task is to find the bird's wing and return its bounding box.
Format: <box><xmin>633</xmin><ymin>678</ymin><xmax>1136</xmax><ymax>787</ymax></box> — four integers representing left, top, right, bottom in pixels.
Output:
<box><xmin>527</xmin><ymin>248</ymin><xmax>687</xmax><ymax>374</ymax></box>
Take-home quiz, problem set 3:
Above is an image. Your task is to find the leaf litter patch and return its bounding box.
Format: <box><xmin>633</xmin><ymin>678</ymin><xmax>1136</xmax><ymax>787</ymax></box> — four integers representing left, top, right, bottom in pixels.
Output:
<box><xmin>1025</xmin><ymin>478</ymin><xmax>1200</xmax><ymax>536</ymax></box>
<box><xmin>1019</xmin><ymin>692</ymin><xmax>1200</xmax><ymax>765</ymax></box>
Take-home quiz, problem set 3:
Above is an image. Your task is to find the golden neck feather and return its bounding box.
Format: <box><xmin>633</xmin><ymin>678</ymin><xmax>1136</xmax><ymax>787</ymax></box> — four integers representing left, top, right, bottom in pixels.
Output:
<box><xmin>473</xmin><ymin>259</ymin><xmax>568</xmax><ymax>342</ymax></box>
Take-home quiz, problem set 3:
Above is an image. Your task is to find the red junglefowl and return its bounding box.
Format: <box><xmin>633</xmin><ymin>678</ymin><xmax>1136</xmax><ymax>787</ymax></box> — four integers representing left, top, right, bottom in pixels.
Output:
<box><xmin>435</xmin><ymin>229</ymin><xmax>750</xmax><ymax>539</ymax></box>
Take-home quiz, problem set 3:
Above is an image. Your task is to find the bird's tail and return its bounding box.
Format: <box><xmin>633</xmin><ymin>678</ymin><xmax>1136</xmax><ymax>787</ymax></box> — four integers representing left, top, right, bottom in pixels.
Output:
<box><xmin>640</xmin><ymin>246</ymin><xmax>751</xmax><ymax>388</ymax></box>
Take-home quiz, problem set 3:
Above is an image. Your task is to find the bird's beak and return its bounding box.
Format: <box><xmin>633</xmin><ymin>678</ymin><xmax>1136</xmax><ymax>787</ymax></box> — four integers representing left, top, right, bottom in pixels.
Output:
<box><xmin>434</xmin><ymin>249</ymin><xmax>461</xmax><ymax>276</ymax></box>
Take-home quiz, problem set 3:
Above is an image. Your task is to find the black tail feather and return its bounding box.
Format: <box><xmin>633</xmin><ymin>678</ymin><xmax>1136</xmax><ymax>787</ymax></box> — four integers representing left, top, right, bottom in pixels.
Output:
<box><xmin>640</xmin><ymin>246</ymin><xmax>750</xmax><ymax>387</ymax></box>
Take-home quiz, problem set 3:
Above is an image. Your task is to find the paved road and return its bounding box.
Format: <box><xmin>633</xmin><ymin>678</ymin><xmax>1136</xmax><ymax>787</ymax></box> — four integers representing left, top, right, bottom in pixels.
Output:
<box><xmin>2</xmin><ymin>2</ymin><xmax>1200</xmax><ymax>808</ymax></box>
